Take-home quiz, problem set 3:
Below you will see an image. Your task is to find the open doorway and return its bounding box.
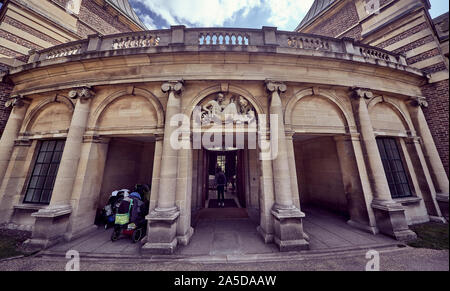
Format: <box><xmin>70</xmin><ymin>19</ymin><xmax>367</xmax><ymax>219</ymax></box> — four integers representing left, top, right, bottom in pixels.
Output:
<box><xmin>203</xmin><ymin>149</ymin><xmax>245</xmax><ymax>209</ymax></box>
<box><xmin>94</xmin><ymin>137</ymin><xmax>155</xmax><ymax>227</ymax></box>
<box><xmin>191</xmin><ymin>147</ymin><xmax>261</xmax><ymax>221</ymax></box>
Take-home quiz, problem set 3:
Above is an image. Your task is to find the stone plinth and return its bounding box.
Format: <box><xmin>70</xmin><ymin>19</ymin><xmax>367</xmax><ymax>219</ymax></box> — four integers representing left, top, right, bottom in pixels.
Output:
<box><xmin>24</xmin><ymin>205</ymin><xmax>72</xmax><ymax>249</ymax></box>
<box><xmin>142</xmin><ymin>208</ymin><xmax>180</xmax><ymax>254</ymax></box>
<box><xmin>371</xmin><ymin>200</ymin><xmax>417</xmax><ymax>241</ymax></box>
<box><xmin>271</xmin><ymin>204</ymin><xmax>309</xmax><ymax>251</ymax></box>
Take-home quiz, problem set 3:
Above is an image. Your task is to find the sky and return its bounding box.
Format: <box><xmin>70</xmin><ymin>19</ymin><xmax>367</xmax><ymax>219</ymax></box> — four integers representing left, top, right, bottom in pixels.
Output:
<box><xmin>129</xmin><ymin>0</ymin><xmax>449</xmax><ymax>31</ymax></box>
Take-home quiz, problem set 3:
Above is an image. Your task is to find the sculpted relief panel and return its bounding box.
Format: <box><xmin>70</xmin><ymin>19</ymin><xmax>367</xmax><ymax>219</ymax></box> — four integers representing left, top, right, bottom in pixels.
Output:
<box><xmin>197</xmin><ymin>92</ymin><xmax>256</xmax><ymax>125</ymax></box>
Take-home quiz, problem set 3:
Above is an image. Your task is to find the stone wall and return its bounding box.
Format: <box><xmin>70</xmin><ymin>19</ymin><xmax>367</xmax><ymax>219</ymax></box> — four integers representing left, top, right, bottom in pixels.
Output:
<box><xmin>297</xmin><ymin>0</ymin><xmax>449</xmax><ymax>175</ymax></box>
<box><xmin>98</xmin><ymin>138</ymin><xmax>155</xmax><ymax>207</ymax></box>
<box><xmin>306</xmin><ymin>1</ymin><xmax>361</xmax><ymax>39</ymax></box>
<box><xmin>422</xmin><ymin>80</ymin><xmax>449</xmax><ymax>174</ymax></box>
<box><xmin>294</xmin><ymin>137</ymin><xmax>348</xmax><ymax>215</ymax></box>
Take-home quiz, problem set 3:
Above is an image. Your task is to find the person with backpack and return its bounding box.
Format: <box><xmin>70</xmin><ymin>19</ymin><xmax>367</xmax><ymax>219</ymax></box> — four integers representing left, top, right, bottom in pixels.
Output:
<box><xmin>215</xmin><ymin>167</ymin><xmax>227</xmax><ymax>207</ymax></box>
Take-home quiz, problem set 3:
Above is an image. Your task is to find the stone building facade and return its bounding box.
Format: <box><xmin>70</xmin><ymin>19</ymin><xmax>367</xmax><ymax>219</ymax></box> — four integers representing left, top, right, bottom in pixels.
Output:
<box><xmin>0</xmin><ymin>25</ymin><xmax>448</xmax><ymax>253</ymax></box>
<box><xmin>0</xmin><ymin>0</ymin><xmax>146</xmax><ymax>137</ymax></box>
<box><xmin>296</xmin><ymin>0</ymin><xmax>449</xmax><ymax>176</ymax></box>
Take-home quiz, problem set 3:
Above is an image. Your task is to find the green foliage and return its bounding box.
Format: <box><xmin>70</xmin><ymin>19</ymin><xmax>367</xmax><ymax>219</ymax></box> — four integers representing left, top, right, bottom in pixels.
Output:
<box><xmin>408</xmin><ymin>222</ymin><xmax>449</xmax><ymax>250</ymax></box>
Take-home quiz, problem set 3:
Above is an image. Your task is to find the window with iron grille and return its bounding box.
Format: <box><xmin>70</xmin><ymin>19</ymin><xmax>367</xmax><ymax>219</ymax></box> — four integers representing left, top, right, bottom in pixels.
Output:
<box><xmin>23</xmin><ymin>140</ymin><xmax>65</xmax><ymax>204</ymax></box>
<box><xmin>376</xmin><ymin>137</ymin><xmax>412</xmax><ymax>199</ymax></box>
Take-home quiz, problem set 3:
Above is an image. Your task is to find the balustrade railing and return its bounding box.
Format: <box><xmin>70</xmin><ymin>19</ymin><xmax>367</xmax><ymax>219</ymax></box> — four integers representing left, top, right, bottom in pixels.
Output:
<box><xmin>30</xmin><ymin>26</ymin><xmax>405</xmax><ymax>66</ymax></box>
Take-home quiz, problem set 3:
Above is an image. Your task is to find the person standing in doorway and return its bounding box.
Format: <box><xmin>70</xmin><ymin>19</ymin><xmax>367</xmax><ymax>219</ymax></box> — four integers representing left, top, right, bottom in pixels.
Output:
<box><xmin>215</xmin><ymin>167</ymin><xmax>227</xmax><ymax>207</ymax></box>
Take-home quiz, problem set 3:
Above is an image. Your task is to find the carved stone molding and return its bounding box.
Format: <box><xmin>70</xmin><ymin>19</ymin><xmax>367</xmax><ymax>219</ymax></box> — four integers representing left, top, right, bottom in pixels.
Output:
<box><xmin>265</xmin><ymin>81</ymin><xmax>287</xmax><ymax>94</ymax></box>
<box><xmin>68</xmin><ymin>86</ymin><xmax>95</xmax><ymax>102</ymax></box>
<box><xmin>197</xmin><ymin>91</ymin><xmax>256</xmax><ymax>124</ymax></box>
<box><xmin>5</xmin><ymin>95</ymin><xmax>30</xmax><ymax>108</ymax></box>
<box><xmin>161</xmin><ymin>81</ymin><xmax>184</xmax><ymax>94</ymax></box>
<box><xmin>409</xmin><ymin>96</ymin><xmax>428</xmax><ymax>108</ymax></box>
<box><xmin>351</xmin><ymin>87</ymin><xmax>374</xmax><ymax>100</ymax></box>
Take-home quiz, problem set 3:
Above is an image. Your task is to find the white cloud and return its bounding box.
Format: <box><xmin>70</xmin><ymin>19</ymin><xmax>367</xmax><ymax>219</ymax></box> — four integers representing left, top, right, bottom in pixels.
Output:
<box><xmin>266</xmin><ymin>0</ymin><xmax>314</xmax><ymax>29</ymax></box>
<box><xmin>134</xmin><ymin>7</ymin><xmax>157</xmax><ymax>29</ymax></box>
<box><xmin>134</xmin><ymin>0</ymin><xmax>314</xmax><ymax>30</ymax></box>
<box><xmin>136</xmin><ymin>0</ymin><xmax>262</xmax><ymax>27</ymax></box>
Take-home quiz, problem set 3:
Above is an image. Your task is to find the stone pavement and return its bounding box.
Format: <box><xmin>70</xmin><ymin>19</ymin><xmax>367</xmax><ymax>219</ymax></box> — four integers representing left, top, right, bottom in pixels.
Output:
<box><xmin>40</xmin><ymin>207</ymin><xmax>399</xmax><ymax>260</ymax></box>
<box><xmin>2</xmin><ymin>247</ymin><xmax>448</xmax><ymax>271</ymax></box>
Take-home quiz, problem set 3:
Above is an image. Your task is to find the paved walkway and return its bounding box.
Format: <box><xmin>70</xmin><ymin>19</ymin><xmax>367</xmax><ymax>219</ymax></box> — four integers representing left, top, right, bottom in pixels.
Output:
<box><xmin>3</xmin><ymin>248</ymin><xmax>448</xmax><ymax>271</ymax></box>
<box><xmin>43</xmin><ymin>207</ymin><xmax>398</xmax><ymax>259</ymax></box>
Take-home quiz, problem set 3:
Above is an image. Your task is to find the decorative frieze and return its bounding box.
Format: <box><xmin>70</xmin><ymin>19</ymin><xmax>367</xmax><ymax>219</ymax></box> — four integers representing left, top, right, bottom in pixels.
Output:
<box><xmin>198</xmin><ymin>92</ymin><xmax>256</xmax><ymax>124</ymax></box>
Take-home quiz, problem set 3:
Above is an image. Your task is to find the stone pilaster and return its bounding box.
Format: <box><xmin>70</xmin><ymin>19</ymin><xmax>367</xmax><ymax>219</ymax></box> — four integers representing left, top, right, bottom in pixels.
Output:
<box><xmin>265</xmin><ymin>81</ymin><xmax>309</xmax><ymax>251</ymax></box>
<box><xmin>286</xmin><ymin>131</ymin><xmax>300</xmax><ymax>209</ymax></box>
<box><xmin>65</xmin><ymin>136</ymin><xmax>110</xmax><ymax>241</ymax></box>
<box><xmin>27</xmin><ymin>87</ymin><xmax>94</xmax><ymax>248</ymax></box>
<box><xmin>334</xmin><ymin>135</ymin><xmax>377</xmax><ymax>234</ymax></box>
<box><xmin>175</xmin><ymin>131</ymin><xmax>194</xmax><ymax>246</ymax></box>
<box><xmin>408</xmin><ymin>97</ymin><xmax>449</xmax><ymax>220</ymax></box>
<box><xmin>351</xmin><ymin>88</ymin><xmax>416</xmax><ymax>241</ymax></box>
<box><xmin>0</xmin><ymin>95</ymin><xmax>30</xmax><ymax>185</ymax></box>
<box><xmin>257</xmin><ymin>130</ymin><xmax>275</xmax><ymax>243</ymax></box>
<box><xmin>143</xmin><ymin>81</ymin><xmax>184</xmax><ymax>254</ymax></box>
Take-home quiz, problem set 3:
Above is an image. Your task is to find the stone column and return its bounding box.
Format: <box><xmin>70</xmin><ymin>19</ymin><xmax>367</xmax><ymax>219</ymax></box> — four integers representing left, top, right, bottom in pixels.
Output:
<box><xmin>29</xmin><ymin>87</ymin><xmax>94</xmax><ymax>248</ymax></box>
<box><xmin>351</xmin><ymin>88</ymin><xmax>416</xmax><ymax>241</ymax></box>
<box><xmin>0</xmin><ymin>95</ymin><xmax>30</xmax><ymax>185</ymax></box>
<box><xmin>408</xmin><ymin>97</ymin><xmax>449</xmax><ymax>218</ymax></box>
<box><xmin>143</xmin><ymin>81</ymin><xmax>184</xmax><ymax>254</ymax></box>
<box><xmin>265</xmin><ymin>81</ymin><xmax>309</xmax><ymax>251</ymax></box>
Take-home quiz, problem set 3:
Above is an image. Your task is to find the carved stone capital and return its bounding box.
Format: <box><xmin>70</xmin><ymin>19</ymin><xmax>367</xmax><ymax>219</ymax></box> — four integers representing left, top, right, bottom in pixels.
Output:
<box><xmin>161</xmin><ymin>81</ymin><xmax>184</xmax><ymax>94</ymax></box>
<box><xmin>351</xmin><ymin>87</ymin><xmax>374</xmax><ymax>100</ymax></box>
<box><xmin>5</xmin><ymin>95</ymin><xmax>30</xmax><ymax>108</ymax></box>
<box><xmin>265</xmin><ymin>81</ymin><xmax>287</xmax><ymax>94</ymax></box>
<box><xmin>68</xmin><ymin>86</ymin><xmax>95</xmax><ymax>101</ymax></box>
<box><xmin>409</xmin><ymin>96</ymin><xmax>428</xmax><ymax>108</ymax></box>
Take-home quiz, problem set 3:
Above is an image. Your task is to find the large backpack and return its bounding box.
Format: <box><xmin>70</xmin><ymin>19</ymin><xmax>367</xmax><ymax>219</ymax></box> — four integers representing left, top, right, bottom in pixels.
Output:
<box><xmin>115</xmin><ymin>197</ymin><xmax>133</xmax><ymax>225</ymax></box>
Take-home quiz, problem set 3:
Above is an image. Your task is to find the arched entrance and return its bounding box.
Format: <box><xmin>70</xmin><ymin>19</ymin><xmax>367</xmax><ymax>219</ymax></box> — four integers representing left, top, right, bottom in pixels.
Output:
<box><xmin>189</xmin><ymin>90</ymin><xmax>261</xmax><ymax>222</ymax></box>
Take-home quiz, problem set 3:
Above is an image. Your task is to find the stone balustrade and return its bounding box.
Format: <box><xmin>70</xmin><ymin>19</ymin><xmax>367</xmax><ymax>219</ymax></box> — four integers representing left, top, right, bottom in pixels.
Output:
<box><xmin>25</xmin><ymin>26</ymin><xmax>410</xmax><ymax>69</ymax></box>
<box><xmin>37</xmin><ymin>40</ymin><xmax>88</xmax><ymax>61</ymax></box>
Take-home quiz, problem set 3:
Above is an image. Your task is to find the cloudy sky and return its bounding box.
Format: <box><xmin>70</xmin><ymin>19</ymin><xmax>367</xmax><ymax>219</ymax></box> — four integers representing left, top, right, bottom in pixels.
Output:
<box><xmin>129</xmin><ymin>0</ymin><xmax>449</xmax><ymax>31</ymax></box>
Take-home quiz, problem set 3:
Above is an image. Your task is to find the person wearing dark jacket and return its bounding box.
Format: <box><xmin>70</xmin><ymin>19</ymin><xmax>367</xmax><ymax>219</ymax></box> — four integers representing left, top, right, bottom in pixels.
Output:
<box><xmin>215</xmin><ymin>168</ymin><xmax>227</xmax><ymax>207</ymax></box>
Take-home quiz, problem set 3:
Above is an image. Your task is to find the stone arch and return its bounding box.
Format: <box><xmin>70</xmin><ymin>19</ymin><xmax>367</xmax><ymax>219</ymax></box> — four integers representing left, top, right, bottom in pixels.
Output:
<box><xmin>185</xmin><ymin>83</ymin><xmax>265</xmax><ymax>117</ymax></box>
<box><xmin>91</xmin><ymin>87</ymin><xmax>164</xmax><ymax>130</ymax></box>
<box><xmin>367</xmin><ymin>96</ymin><xmax>411</xmax><ymax>134</ymax></box>
<box><xmin>23</xmin><ymin>95</ymin><xmax>74</xmax><ymax>133</ymax></box>
<box><xmin>284</xmin><ymin>88</ymin><xmax>351</xmax><ymax>133</ymax></box>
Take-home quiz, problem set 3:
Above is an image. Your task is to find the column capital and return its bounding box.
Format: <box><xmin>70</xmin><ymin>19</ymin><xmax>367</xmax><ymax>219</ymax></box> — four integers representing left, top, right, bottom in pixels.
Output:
<box><xmin>5</xmin><ymin>95</ymin><xmax>30</xmax><ymax>108</ymax></box>
<box><xmin>265</xmin><ymin>80</ymin><xmax>287</xmax><ymax>94</ymax></box>
<box><xmin>68</xmin><ymin>86</ymin><xmax>95</xmax><ymax>101</ymax></box>
<box><xmin>351</xmin><ymin>87</ymin><xmax>374</xmax><ymax>100</ymax></box>
<box><xmin>161</xmin><ymin>81</ymin><xmax>184</xmax><ymax>94</ymax></box>
<box><xmin>409</xmin><ymin>96</ymin><xmax>428</xmax><ymax>108</ymax></box>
